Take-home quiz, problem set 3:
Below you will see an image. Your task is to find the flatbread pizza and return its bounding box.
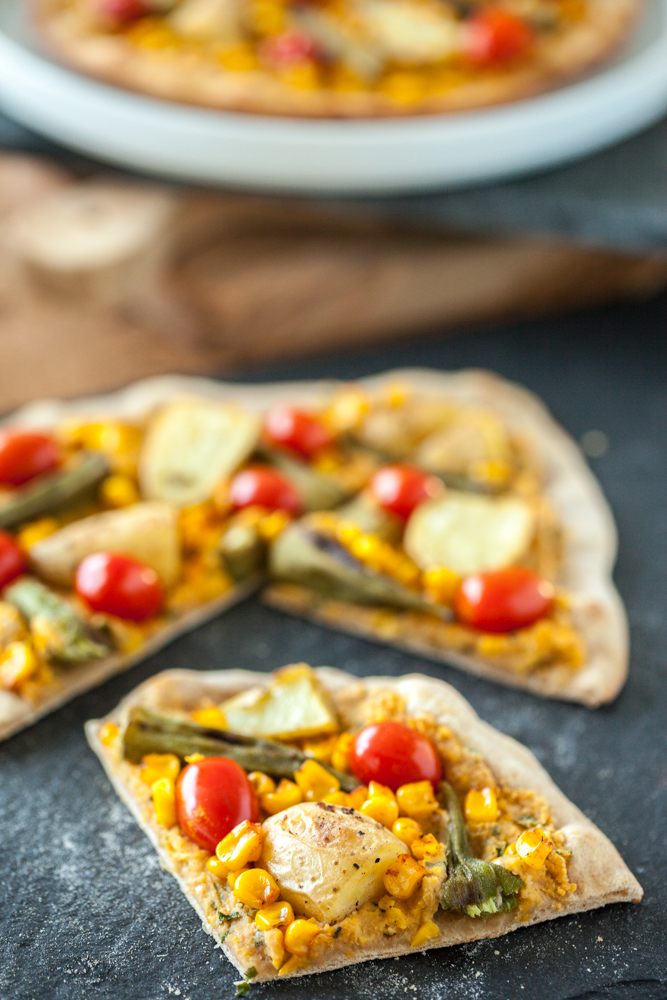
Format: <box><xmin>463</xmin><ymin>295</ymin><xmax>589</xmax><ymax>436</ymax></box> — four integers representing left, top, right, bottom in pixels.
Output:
<box><xmin>85</xmin><ymin>663</ymin><xmax>643</xmax><ymax>985</ymax></box>
<box><xmin>36</xmin><ymin>0</ymin><xmax>641</xmax><ymax>118</ymax></box>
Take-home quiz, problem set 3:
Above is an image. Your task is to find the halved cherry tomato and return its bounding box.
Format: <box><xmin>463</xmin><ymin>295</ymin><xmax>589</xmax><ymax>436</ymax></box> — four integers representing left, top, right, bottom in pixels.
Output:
<box><xmin>229</xmin><ymin>465</ymin><xmax>302</xmax><ymax>515</ymax></box>
<box><xmin>75</xmin><ymin>552</ymin><xmax>164</xmax><ymax>622</ymax></box>
<box><xmin>176</xmin><ymin>757</ymin><xmax>259</xmax><ymax>853</ymax></box>
<box><xmin>264</xmin><ymin>406</ymin><xmax>334</xmax><ymax>459</ymax></box>
<box><xmin>464</xmin><ymin>10</ymin><xmax>535</xmax><ymax>65</ymax></box>
<box><xmin>260</xmin><ymin>30</ymin><xmax>319</xmax><ymax>68</ymax></box>
<box><xmin>0</xmin><ymin>430</ymin><xmax>61</xmax><ymax>487</ymax></box>
<box><xmin>0</xmin><ymin>531</ymin><xmax>27</xmax><ymax>590</ymax></box>
<box><xmin>95</xmin><ymin>0</ymin><xmax>148</xmax><ymax>25</ymax></box>
<box><xmin>369</xmin><ymin>464</ymin><xmax>443</xmax><ymax>520</ymax></box>
<box><xmin>350</xmin><ymin>721</ymin><xmax>442</xmax><ymax>791</ymax></box>
<box><xmin>455</xmin><ymin>566</ymin><xmax>555</xmax><ymax>633</ymax></box>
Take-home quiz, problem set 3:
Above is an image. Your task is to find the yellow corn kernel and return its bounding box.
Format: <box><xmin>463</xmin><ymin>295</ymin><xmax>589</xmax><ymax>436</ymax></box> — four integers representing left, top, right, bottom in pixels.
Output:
<box><xmin>179</xmin><ymin>503</ymin><xmax>224</xmax><ymax>553</ymax></box>
<box><xmin>218</xmin><ymin>42</ymin><xmax>259</xmax><ymax>72</ymax></box>
<box><xmin>99</xmin><ymin>473</ymin><xmax>140</xmax><ymax>509</ymax></box>
<box><xmin>206</xmin><ymin>856</ymin><xmax>229</xmax><ymax>880</ymax></box>
<box><xmin>346</xmin><ymin>785</ymin><xmax>369</xmax><ymax>811</ymax></box>
<box><xmin>322</xmin><ymin>791</ymin><xmax>348</xmax><ymax>806</ymax></box>
<box><xmin>151</xmin><ymin>778</ymin><xmax>177</xmax><ymax>827</ymax></box>
<box><xmin>411</xmin><ymin>833</ymin><xmax>441</xmax><ymax>860</ymax></box>
<box><xmin>99</xmin><ymin>722</ymin><xmax>119</xmax><ymax>747</ymax></box>
<box><xmin>140</xmin><ymin>753</ymin><xmax>181</xmax><ymax>786</ymax></box>
<box><xmin>331</xmin><ymin>732</ymin><xmax>354</xmax><ymax>773</ymax></box>
<box><xmin>360</xmin><ymin>781</ymin><xmax>399</xmax><ymax>827</ymax></box>
<box><xmin>266</xmin><ymin>927</ymin><xmax>285</xmax><ymax>970</ymax></box>
<box><xmin>391</xmin><ymin>817</ymin><xmax>423</xmax><ymax>848</ymax></box>
<box><xmin>248</xmin><ymin>771</ymin><xmax>275</xmax><ymax>799</ymax></box>
<box><xmin>233</xmin><ymin>868</ymin><xmax>280</xmax><ymax>909</ymax></box>
<box><xmin>258</xmin><ymin>509</ymin><xmax>291</xmax><ymax>542</ymax></box>
<box><xmin>410</xmin><ymin>919</ymin><xmax>440</xmax><ymax>949</ymax></box>
<box><xmin>283</xmin><ymin>918</ymin><xmax>321</xmax><ymax>956</ymax></box>
<box><xmin>216</xmin><ymin>820</ymin><xmax>263</xmax><ymax>872</ymax></box>
<box><xmin>281</xmin><ymin>62</ymin><xmax>319</xmax><ymax>90</ymax></box>
<box><xmin>255</xmin><ymin>900</ymin><xmax>294</xmax><ymax>931</ymax></box>
<box><xmin>464</xmin><ymin>787</ymin><xmax>499</xmax><ymax>824</ymax></box>
<box><xmin>302</xmin><ymin>734</ymin><xmax>338</xmax><ymax>765</ymax></box>
<box><xmin>227</xmin><ymin>867</ymin><xmax>250</xmax><ymax>890</ymax></box>
<box><xmin>384</xmin><ymin>382</ymin><xmax>411</xmax><ymax>407</ymax></box>
<box><xmin>294</xmin><ymin>759</ymin><xmax>340</xmax><ymax>802</ymax></box>
<box><xmin>192</xmin><ymin>707</ymin><xmax>227</xmax><ymax>729</ymax></box>
<box><xmin>279</xmin><ymin>954</ymin><xmax>301</xmax><ymax>976</ymax></box>
<box><xmin>514</xmin><ymin>828</ymin><xmax>553</xmax><ymax>870</ymax></box>
<box><xmin>422</xmin><ymin>565</ymin><xmax>460</xmax><ymax>606</ymax></box>
<box><xmin>261</xmin><ymin>778</ymin><xmax>303</xmax><ymax>815</ymax></box>
<box><xmin>396</xmin><ymin>781</ymin><xmax>439</xmax><ymax>821</ymax></box>
<box><xmin>248</xmin><ymin>0</ymin><xmax>285</xmax><ymax>34</ymax></box>
<box><xmin>324</xmin><ymin>389</ymin><xmax>369</xmax><ymax>432</ymax></box>
<box><xmin>0</xmin><ymin>641</ymin><xmax>39</xmax><ymax>691</ymax></box>
<box><xmin>184</xmin><ymin>753</ymin><xmax>205</xmax><ymax>763</ymax></box>
<box><xmin>17</xmin><ymin>517</ymin><xmax>59</xmax><ymax>550</ymax></box>
<box><xmin>382</xmin><ymin>853</ymin><xmax>426</xmax><ymax>900</ymax></box>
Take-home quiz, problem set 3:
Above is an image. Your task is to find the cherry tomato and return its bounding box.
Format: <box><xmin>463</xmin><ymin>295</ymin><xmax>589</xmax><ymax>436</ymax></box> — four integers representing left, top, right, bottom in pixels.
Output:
<box><xmin>229</xmin><ymin>465</ymin><xmax>302</xmax><ymax>515</ymax></box>
<box><xmin>95</xmin><ymin>0</ymin><xmax>148</xmax><ymax>25</ymax></box>
<box><xmin>0</xmin><ymin>430</ymin><xmax>61</xmax><ymax>487</ymax></box>
<box><xmin>464</xmin><ymin>10</ymin><xmax>534</xmax><ymax>65</ymax></box>
<box><xmin>350</xmin><ymin>721</ymin><xmax>442</xmax><ymax>791</ymax></box>
<box><xmin>260</xmin><ymin>30</ymin><xmax>318</xmax><ymax>68</ymax></box>
<box><xmin>264</xmin><ymin>406</ymin><xmax>334</xmax><ymax>459</ymax></box>
<box><xmin>455</xmin><ymin>566</ymin><xmax>555</xmax><ymax>633</ymax></box>
<box><xmin>369</xmin><ymin>464</ymin><xmax>443</xmax><ymax>520</ymax></box>
<box><xmin>0</xmin><ymin>531</ymin><xmax>27</xmax><ymax>590</ymax></box>
<box><xmin>176</xmin><ymin>757</ymin><xmax>259</xmax><ymax>853</ymax></box>
<box><xmin>75</xmin><ymin>552</ymin><xmax>164</xmax><ymax>622</ymax></box>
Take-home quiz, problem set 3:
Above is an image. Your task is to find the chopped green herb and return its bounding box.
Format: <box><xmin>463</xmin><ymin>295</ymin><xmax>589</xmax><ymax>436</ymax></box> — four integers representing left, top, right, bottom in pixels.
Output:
<box><xmin>517</xmin><ymin>815</ymin><xmax>537</xmax><ymax>827</ymax></box>
<box><xmin>253</xmin><ymin>932</ymin><xmax>264</xmax><ymax>947</ymax></box>
<box><xmin>492</xmin><ymin>826</ymin><xmax>501</xmax><ymax>836</ymax></box>
<box><xmin>495</xmin><ymin>844</ymin><xmax>506</xmax><ymax>858</ymax></box>
<box><xmin>234</xmin><ymin>982</ymin><xmax>251</xmax><ymax>996</ymax></box>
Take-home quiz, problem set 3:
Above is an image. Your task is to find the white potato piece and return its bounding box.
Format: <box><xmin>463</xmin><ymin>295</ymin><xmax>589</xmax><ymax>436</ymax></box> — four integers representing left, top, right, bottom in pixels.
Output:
<box><xmin>356</xmin><ymin>0</ymin><xmax>457</xmax><ymax>63</ymax></box>
<box><xmin>139</xmin><ymin>398</ymin><xmax>261</xmax><ymax>507</ymax></box>
<box><xmin>221</xmin><ymin>664</ymin><xmax>338</xmax><ymax>741</ymax></box>
<box><xmin>29</xmin><ymin>502</ymin><xmax>181</xmax><ymax>588</ymax></box>
<box><xmin>404</xmin><ymin>490</ymin><xmax>535</xmax><ymax>576</ymax></box>
<box><xmin>260</xmin><ymin>802</ymin><xmax>405</xmax><ymax>923</ymax></box>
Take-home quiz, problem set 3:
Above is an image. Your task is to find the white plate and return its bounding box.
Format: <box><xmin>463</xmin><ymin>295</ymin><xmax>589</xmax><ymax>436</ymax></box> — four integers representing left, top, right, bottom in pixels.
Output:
<box><xmin>1</xmin><ymin>1</ymin><xmax>667</xmax><ymax>193</ymax></box>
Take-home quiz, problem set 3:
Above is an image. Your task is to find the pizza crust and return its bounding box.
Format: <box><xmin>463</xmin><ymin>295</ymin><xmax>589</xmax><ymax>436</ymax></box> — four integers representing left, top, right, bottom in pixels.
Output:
<box><xmin>85</xmin><ymin>666</ymin><xmax>643</xmax><ymax>982</ymax></box>
<box><xmin>35</xmin><ymin>0</ymin><xmax>642</xmax><ymax>118</ymax></box>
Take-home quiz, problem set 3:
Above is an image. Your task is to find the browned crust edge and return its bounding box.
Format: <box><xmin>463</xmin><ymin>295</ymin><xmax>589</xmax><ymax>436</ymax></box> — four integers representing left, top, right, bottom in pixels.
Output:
<box><xmin>84</xmin><ymin>666</ymin><xmax>644</xmax><ymax>982</ymax></box>
<box><xmin>34</xmin><ymin>0</ymin><xmax>642</xmax><ymax>118</ymax></box>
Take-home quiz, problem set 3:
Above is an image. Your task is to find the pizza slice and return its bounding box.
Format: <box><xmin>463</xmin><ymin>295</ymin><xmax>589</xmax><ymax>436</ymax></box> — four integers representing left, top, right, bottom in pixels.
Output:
<box><xmin>86</xmin><ymin>663</ymin><xmax>642</xmax><ymax>985</ymax></box>
<box><xmin>36</xmin><ymin>0</ymin><xmax>640</xmax><ymax>118</ymax></box>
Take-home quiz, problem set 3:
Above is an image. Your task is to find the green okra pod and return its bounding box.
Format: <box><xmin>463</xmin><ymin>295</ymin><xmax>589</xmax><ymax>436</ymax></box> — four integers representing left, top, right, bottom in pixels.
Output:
<box><xmin>4</xmin><ymin>577</ymin><xmax>111</xmax><ymax>663</ymax></box>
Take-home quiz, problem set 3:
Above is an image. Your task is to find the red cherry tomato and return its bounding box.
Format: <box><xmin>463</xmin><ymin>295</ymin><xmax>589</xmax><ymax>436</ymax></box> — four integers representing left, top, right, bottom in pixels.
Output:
<box><xmin>464</xmin><ymin>10</ymin><xmax>534</xmax><ymax>65</ymax></box>
<box><xmin>350</xmin><ymin>721</ymin><xmax>442</xmax><ymax>791</ymax></box>
<box><xmin>264</xmin><ymin>406</ymin><xmax>334</xmax><ymax>459</ymax></box>
<box><xmin>75</xmin><ymin>552</ymin><xmax>164</xmax><ymax>622</ymax></box>
<box><xmin>260</xmin><ymin>30</ymin><xmax>318</xmax><ymax>68</ymax></box>
<box><xmin>0</xmin><ymin>531</ymin><xmax>27</xmax><ymax>590</ymax></box>
<box><xmin>455</xmin><ymin>566</ymin><xmax>555</xmax><ymax>633</ymax></box>
<box><xmin>369</xmin><ymin>464</ymin><xmax>443</xmax><ymax>520</ymax></box>
<box><xmin>0</xmin><ymin>430</ymin><xmax>61</xmax><ymax>487</ymax></box>
<box><xmin>229</xmin><ymin>465</ymin><xmax>302</xmax><ymax>515</ymax></box>
<box><xmin>176</xmin><ymin>757</ymin><xmax>259</xmax><ymax>853</ymax></box>
<box><xmin>95</xmin><ymin>0</ymin><xmax>148</xmax><ymax>25</ymax></box>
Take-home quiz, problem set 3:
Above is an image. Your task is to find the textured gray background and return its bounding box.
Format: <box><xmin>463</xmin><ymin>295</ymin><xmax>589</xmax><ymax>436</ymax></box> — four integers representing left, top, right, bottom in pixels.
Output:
<box><xmin>1</xmin><ymin>308</ymin><xmax>666</xmax><ymax>1000</ymax></box>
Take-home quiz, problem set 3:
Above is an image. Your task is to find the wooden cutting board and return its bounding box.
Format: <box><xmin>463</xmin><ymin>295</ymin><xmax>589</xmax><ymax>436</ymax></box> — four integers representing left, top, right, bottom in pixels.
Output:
<box><xmin>1</xmin><ymin>153</ymin><xmax>666</xmax><ymax>410</ymax></box>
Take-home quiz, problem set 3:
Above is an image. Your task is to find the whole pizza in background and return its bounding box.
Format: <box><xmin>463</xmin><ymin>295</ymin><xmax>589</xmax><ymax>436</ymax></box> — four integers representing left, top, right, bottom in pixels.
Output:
<box><xmin>37</xmin><ymin>0</ymin><xmax>641</xmax><ymax>117</ymax></box>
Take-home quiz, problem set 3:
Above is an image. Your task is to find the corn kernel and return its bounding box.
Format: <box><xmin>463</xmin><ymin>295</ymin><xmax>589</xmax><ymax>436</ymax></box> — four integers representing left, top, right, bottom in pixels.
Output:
<box><xmin>278</xmin><ymin>954</ymin><xmax>301</xmax><ymax>976</ymax></box>
<box><xmin>385</xmin><ymin>383</ymin><xmax>410</xmax><ymax>407</ymax></box>
<box><xmin>383</xmin><ymin>853</ymin><xmax>426</xmax><ymax>900</ymax></box>
<box><xmin>99</xmin><ymin>473</ymin><xmax>140</xmax><ymax>509</ymax></box>
<box><xmin>216</xmin><ymin>820</ymin><xmax>263</xmax><ymax>872</ymax></box>
<box><xmin>184</xmin><ymin>753</ymin><xmax>205</xmax><ymax>763</ymax></box>
<box><xmin>294</xmin><ymin>759</ymin><xmax>340</xmax><ymax>802</ymax></box>
<box><xmin>464</xmin><ymin>787</ymin><xmax>499</xmax><ymax>824</ymax></box>
<box><xmin>322</xmin><ymin>791</ymin><xmax>348</xmax><ymax>806</ymax></box>
<box><xmin>207</xmin><ymin>856</ymin><xmax>229</xmax><ymax>880</ymax></box>
<box><xmin>261</xmin><ymin>779</ymin><xmax>303</xmax><ymax>815</ymax></box>
<box><xmin>192</xmin><ymin>707</ymin><xmax>227</xmax><ymax>729</ymax></box>
<box><xmin>233</xmin><ymin>868</ymin><xmax>280</xmax><ymax>908</ymax></box>
<box><xmin>17</xmin><ymin>517</ymin><xmax>59</xmax><ymax>550</ymax></box>
<box><xmin>248</xmin><ymin>771</ymin><xmax>275</xmax><ymax>798</ymax></box>
<box><xmin>301</xmin><ymin>734</ymin><xmax>338</xmax><ymax>765</ymax></box>
<box><xmin>324</xmin><ymin>389</ymin><xmax>369</xmax><ymax>432</ymax></box>
<box><xmin>422</xmin><ymin>565</ymin><xmax>460</xmax><ymax>606</ymax></box>
<box><xmin>219</xmin><ymin>42</ymin><xmax>259</xmax><ymax>71</ymax></box>
<box><xmin>258</xmin><ymin>509</ymin><xmax>291</xmax><ymax>542</ymax></box>
<box><xmin>255</xmin><ymin>900</ymin><xmax>294</xmax><ymax>931</ymax></box>
<box><xmin>266</xmin><ymin>927</ymin><xmax>285</xmax><ymax>969</ymax></box>
<box><xmin>227</xmin><ymin>867</ymin><xmax>250</xmax><ymax>890</ymax></box>
<box><xmin>331</xmin><ymin>732</ymin><xmax>354</xmax><ymax>773</ymax></box>
<box><xmin>0</xmin><ymin>641</ymin><xmax>39</xmax><ymax>691</ymax></box>
<box><xmin>396</xmin><ymin>781</ymin><xmax>438</xmax><ymax>821</ymax></box>
<box><xmin>391</xmin><ymin>817</ymin><xmax>423</xmax><ymax>848</ymax></box>
<box><xmin>378</xmin><ymin>896</ymin><xmax>409</xmax><ymax>929</ymax></box>
<box><xmin>283</xmin><ymin>918</ymin><xmax>321</xmax><ymax>956</ymax></box>
<box><xmin>281</xmin><ymin>62</ymin><xmax>319</xmax><ymax>90</ymax></box>
<box><xmin>99</xmin><ymin>722</ymin><xmax>119</xmax><ymax>747</ymax></box>
<box><xmin>346</xmin><ymin>785</ymin><xmax>369</xmax><ymax>810</ymax></box>
<box><xmin>360</xmin><ymin>781</ymin><xmax>399</xmax><ymax>827</ymax></box>
<box><xmin>140</xmin><ymin>753</ymin><xmax>181</xmax><ymax>786</ymax></box>
<box><xmin>151</xmin><ymin>778</ymin><xmax>177</xmax><ymax>827</ymax></box>
<box><xmin>410</xmin><ymin>919</ymin><xmax>440</xmax><ymax>949</ymax></box>
<box><xmin>411</xmin><ymin>834</ymin><xmax>441</xmax><ymax>860</ymax></box>
<box><xmin>514</xmin><ymin>828</ymin><xmax>553</xmax><ymax>870</ymax></box>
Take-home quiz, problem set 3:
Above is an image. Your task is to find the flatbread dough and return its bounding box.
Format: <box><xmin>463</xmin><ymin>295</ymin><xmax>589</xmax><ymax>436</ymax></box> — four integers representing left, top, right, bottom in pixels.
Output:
<box><xmin>36</xmin><ymin>0</ymin><xmax>641</xmax><ymax>118</ymax></box>
<box><xmin>85</xmin><ymin>666</ymin><xmax>643</xmax><ymax>982</ymax></box>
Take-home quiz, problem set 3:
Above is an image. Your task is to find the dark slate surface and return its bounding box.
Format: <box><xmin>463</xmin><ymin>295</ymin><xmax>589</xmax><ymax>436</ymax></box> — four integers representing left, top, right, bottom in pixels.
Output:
<box><xmin>2</xmin><ymin>307</ymin><xmax>667</xmax><ymax>1000</ymax></box>
<box><xmin>2</xmin><ymin>110</ymin><xmax>667</xmax><ymax>254</ymax></box>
